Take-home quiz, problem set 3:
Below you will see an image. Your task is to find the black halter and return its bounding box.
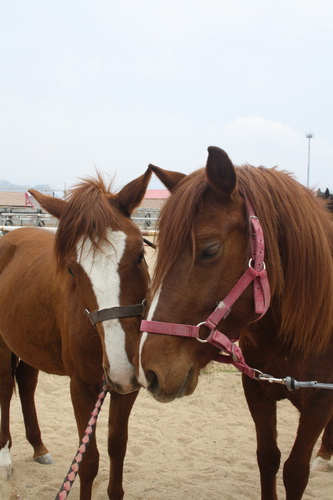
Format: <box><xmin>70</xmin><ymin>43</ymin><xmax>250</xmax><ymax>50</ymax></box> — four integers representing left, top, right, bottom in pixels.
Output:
<box><xmin>85</xmin><ymin>300</ymin><xmax>146</xmax><ymax>328</ymax></box>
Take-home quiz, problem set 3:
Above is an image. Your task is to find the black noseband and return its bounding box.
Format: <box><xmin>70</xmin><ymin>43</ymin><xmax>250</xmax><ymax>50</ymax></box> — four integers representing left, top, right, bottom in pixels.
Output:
<box><xmin>85</xmin><ymin>300</ymin><xmax>146</xmax><ymax>328</ymax></box>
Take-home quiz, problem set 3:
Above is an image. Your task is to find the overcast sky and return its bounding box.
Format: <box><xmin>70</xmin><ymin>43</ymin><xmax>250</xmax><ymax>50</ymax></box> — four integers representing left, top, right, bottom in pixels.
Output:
<box><xmin>1</xmin><ymin>0</ymin><xmax>332</xmax><ymax>194</ymax></box>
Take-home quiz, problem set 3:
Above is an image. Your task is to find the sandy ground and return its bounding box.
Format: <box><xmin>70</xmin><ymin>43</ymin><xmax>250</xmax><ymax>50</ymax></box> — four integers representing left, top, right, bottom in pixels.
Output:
<box><xmin>1</xmin><ymin>367</ymin><xmax>333</xmax><ymax>500</ymax></box>
<box><xmin>1</xmin><ymin>248</ymin><xmax>333</xmax><ymax>500</ymax></box>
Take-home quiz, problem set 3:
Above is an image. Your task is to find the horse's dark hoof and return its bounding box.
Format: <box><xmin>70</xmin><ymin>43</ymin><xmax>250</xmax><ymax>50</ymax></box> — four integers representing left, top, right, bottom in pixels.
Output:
<box><xmin>35</xmin><ymin>453</ymin><xmax>54</xmax><ymax>465</ymax></box>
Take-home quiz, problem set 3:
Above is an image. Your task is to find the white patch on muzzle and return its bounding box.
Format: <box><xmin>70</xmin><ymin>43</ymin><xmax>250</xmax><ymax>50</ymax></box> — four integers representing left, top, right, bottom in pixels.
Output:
<box><xmin>138</xmin><ymin>287</ymin><xmax>161</xmax><ymax>388</ymax></box>
<box><xmin>78</xmin><ymin>230</ymin><xmax>135</xmax><ymax>392</ymax></box>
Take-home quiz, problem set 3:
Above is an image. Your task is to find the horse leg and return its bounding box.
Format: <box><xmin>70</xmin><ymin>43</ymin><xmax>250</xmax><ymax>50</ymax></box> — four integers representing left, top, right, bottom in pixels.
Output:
<box><xmin>242</xmin><ymin>375</ymin><xmax>280</xmax><ymax>500</ymax></box>
<box><xmin>283</xmin><ymin>403</ymin><xmax>333</xmax><ymax>500</ymax></box>
<box><xmin>15</xmin><ymin>361</ymin><xmax>53</xmax><ymax>464</ymax></box>
<box><xmin>107</xmin><ymin>390</ymin><xmax>139</xmax><ymax>500</ymax></box>
<box><xmin>312</xmin><ymin>414</ymin><xmax>333</xmax><ymax>471</ymax></box>
<box><xmin>0</xmin><ymin>341</ymin><xmax>15</xmax><ymax>480</ymax></box>
<box><xmin>70</xmin><ymin>377</ymin><xmax>103</xmax><ymax>500</ymax></box>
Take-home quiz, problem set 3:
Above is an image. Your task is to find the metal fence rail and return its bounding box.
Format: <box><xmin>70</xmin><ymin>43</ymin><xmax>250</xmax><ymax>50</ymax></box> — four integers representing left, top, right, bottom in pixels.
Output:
<box><xmin>1</xmin><ymin>212</ymin><xmax>57</xmax><ymax>227</ymax></box>
<box><xmin>1</xmin><ymin>208</ymin><xmax>159</xmax><ymax>231</ymax></box>
<box><xmin>0</xmin><ymin>209</ymin><xmax>159</xmax><ymax>237</ymax></box>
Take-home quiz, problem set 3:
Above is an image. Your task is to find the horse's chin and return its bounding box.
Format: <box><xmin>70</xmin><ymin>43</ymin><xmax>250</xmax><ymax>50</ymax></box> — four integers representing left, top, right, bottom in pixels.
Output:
<box><xmin>150</xmin><ymin>385</ymin><xmax>195</xmax><ymax>403</ymax></box>
<box><xmin>148</xmin><ymin>366</ymin><xmax>197</xmax><ymax>403</ymax></box>
<box><xmin>104</xmin><ymin>371</ymin><xmax>140</xmax><ymax>394</ymax></box>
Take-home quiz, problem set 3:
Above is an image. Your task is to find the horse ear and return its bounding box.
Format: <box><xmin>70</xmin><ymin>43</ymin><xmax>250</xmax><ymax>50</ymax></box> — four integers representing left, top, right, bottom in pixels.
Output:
<box><xmin>115</xmin><ymin>168</ymin><xmax>152</xmax><ymax>216</ymax></box>
<box><xmin>148</xmin><ymin>164</ymin><xmax>186</xmax><ymax>192</ymax></box>
<box><xmin>206</xmin><ymin>146</ymin><xmax>237</xmax><ymax>197</ymax></box>
<box><xmin>28</xmin><ymin>189</ymin><xmax>67</xmax><ymax>219</ymax></box>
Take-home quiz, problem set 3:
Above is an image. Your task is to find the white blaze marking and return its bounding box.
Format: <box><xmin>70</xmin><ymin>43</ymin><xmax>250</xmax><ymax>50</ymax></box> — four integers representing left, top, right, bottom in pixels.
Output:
<box><xmin>78</xmin><ymin>230</ymin><xmax>134</xmax><ymax>391</ymax></box>
<box><xmin>137</xmin><ymin>287</ymin><xmax>161</xmax><ymax>388</ymax></box>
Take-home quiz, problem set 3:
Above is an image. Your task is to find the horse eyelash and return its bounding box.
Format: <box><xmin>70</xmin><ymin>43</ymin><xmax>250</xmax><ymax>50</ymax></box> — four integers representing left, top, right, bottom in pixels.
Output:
<box><xmin>137</xmin><ymin>251</ymin><xmax>145</xmax><ymax>265</ymax></box>
<box><xmin>67</xmin><ymin>266</ymin><xmax>76</xmax><ymax>279</ymax></box>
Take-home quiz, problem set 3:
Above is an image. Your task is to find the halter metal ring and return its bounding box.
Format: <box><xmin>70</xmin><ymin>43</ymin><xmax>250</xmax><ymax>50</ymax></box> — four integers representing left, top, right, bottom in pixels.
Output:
<box><xmin>248</xmin><ymin>258</ymin><xmax>266</xmax><ymax>270</ymax></box>
<box><xmin>196</xmin><ymin>321</ymin><xmax>209</xmax><ymax>343</ymax></box>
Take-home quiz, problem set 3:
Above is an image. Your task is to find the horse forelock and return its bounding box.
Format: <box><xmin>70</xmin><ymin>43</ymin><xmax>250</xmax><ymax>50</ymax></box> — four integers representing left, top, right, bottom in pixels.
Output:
<box><xmin>152</xmin><ymin>169</ymin><xmax>209</xmax><ymax>295</ymax></box>
<box><xmin>154</xmin><ymin>164</ymin><xmax>333</xmax><ymax>358</ymax></box>
<box><xmin>55</xmin><ymin>174</ymin><xmax>122</xmax><ymax>268</ymax></box>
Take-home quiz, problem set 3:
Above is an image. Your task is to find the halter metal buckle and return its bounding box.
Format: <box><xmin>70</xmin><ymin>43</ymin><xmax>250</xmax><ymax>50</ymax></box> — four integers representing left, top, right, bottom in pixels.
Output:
<box><xmin>231</xmin><ymin>343</ymin><xmax>239</xmax><ymax>362</ymax></box>
<box><xmin>195</xmin><ymin>321</ymin><xmax>209</xmax><ymax>343</ymax></box>
<box><xmin>85</xmin><ymin>308</ymin><xmax>96</xmax><ymax>327</ymax></box>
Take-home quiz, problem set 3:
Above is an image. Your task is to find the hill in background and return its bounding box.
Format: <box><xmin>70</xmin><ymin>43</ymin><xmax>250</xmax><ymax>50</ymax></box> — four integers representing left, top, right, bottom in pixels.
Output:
<box><xmin>0</xmin><ymin>179</ymin><xmax>53</xmax><ymax>193</ymax></box>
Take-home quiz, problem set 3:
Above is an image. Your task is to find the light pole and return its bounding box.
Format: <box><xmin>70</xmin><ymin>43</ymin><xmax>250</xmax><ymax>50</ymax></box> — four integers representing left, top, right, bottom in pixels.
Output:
<box><xmin>305</xmin><ymin>132</ymin><xmax>314</xmax><ymax>187</ymax></box>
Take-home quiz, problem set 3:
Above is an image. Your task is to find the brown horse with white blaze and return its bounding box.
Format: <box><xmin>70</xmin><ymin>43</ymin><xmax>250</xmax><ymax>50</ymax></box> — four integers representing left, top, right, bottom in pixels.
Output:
<box><xmin>136</xmin><ymin>147</ymin><xmax>333</xmax><ymax>500</ymax></box>
<box><xmin>0</xmin><ymin>169</ymin><xmax>151</xmax><ymax>499</ymax></box>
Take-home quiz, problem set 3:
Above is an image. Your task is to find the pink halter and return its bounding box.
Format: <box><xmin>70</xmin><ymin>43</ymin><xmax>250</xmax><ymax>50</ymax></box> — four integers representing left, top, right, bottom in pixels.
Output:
<box><xmin>141</xmin><ymin>199</ymin><xmax>271</xmax><ymax>379</ymax></box>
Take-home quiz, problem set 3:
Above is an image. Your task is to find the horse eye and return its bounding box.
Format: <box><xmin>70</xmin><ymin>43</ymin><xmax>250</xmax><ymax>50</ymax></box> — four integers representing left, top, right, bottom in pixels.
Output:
<box><xmin>67</xmin><ymin>266</ymin><xmax>76</xmax><ymax>279</ymax></box>
<box><xmin>198</xmin><ymin>243</ymin><xmax>221</xmax><ymax>260</ymax></box>
<box><xmin>137</xmin><ymin>251</ymin><xmax>145</xmax><ymax>265</ymax></box>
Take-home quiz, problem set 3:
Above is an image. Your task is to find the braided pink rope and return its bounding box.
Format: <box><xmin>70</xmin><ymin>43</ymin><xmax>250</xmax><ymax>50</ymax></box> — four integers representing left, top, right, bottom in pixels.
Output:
<box><xmin>55</xmin><ymin>381</ymin><xmax>109</xmax><ymax>500</ymax></box>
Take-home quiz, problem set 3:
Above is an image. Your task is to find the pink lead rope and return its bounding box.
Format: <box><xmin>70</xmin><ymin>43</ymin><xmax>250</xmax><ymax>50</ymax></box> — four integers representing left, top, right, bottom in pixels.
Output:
<box><xmin>141</xmin><ymin>199</ymin><xmax>271</xmax><ymax>380</ymax></box>
<box><xmin>55</xmin><ymin>381</ymin><xmax>109</xmax><ymax>500</ymax></box>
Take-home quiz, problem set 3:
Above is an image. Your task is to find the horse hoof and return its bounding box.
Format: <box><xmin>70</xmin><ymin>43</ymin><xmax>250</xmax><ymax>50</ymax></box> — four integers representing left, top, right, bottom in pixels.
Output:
<box><xmin>0</xmin><ymin>442</ymin><xmax>12</xmax><ymax>480</ymax></box>
<box><xmin>0</xmin><ymin>465</ymin><xmax>12</xmax><ymax>481</ymax></box>
<box><xmin>35</xmin><ymin>453</ymin><xmax>54</xmax><ymax>465</ymax></box>
<box><xmin>311</xmin><ymin>456</ymin><xmax>333</xmax><ymax>472</ymax></box>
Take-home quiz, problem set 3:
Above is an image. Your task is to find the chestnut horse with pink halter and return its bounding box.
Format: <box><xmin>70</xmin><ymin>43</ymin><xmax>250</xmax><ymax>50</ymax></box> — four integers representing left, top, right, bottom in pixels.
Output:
<box><xmin>0</xmin><ymin>169</ymin><xmax>151</xmax><ymax>500</ymax></box>
<box><xmin>137</xmin><ymin>147</ymin><xmax>333</xmax><ymax>500</ymax></box>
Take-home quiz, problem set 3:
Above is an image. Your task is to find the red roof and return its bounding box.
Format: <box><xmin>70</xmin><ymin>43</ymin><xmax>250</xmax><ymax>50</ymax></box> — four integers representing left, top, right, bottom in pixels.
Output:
<box><xmin>145</xmin><ymin>189</ymin><xmax>169</xmax><ymax>199</ymax></box>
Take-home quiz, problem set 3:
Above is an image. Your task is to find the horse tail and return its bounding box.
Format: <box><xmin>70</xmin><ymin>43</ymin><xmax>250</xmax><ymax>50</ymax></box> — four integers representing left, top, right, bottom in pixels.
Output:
<box><xmin>11</xmin><ymin>353</ymin><xmax>19</xmax><ymax>393</ymax></box>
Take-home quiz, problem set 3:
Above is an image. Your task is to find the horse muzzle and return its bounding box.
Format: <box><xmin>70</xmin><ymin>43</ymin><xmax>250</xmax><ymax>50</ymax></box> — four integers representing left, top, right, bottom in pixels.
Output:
<box><xmin>103</xmin><ymin>368</ymin><xmax>141</xmax><ymax>394</ymax></box>
<box><xmin>144</xmin><ymin>365</ymin><xmax>197</xmax><ymax>403</ymax></box>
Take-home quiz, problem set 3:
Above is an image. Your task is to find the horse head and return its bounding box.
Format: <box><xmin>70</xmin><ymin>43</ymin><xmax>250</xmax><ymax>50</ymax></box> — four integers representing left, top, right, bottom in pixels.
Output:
<box><xmin>29</xmin><ymin>169</ymin><xmax>152</xmax><ymax>394</ymax></box>
<box><xmin>136</xmin><ymin>147</ymin><xmax>265</xmax><ymax>402</ymax></box>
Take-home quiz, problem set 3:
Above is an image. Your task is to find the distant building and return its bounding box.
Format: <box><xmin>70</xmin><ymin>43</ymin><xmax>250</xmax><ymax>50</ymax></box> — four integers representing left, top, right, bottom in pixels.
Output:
<box><xmin>139</xmin><ymin>189</ymin><xmax>169</xmax><ymax>209</ymax></box>
<box><xmin>0</xmin><ymin>191</ymin><xmax>35</xmax><ymax>210</ymax></box>
<box><xmin>0</xmin><ymin>191</ymin><xmax>57</xmax><ymax>227</ymax></box>
<box><xmin>133</xmin><ymin>189</ymin><xmax>169</xmax><ymax>230</ymax></box>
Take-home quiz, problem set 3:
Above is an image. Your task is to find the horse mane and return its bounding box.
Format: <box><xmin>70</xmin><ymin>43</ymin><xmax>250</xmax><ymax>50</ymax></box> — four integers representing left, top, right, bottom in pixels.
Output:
<box><xmin>155</xmin><ymin>166</ymin><xmax>333</xmax><ymax>357</ymax></box>
<box><xmin>55</xmin><ymin>172</ymin><xmax>120</xmax><ymax>267</ymax></box>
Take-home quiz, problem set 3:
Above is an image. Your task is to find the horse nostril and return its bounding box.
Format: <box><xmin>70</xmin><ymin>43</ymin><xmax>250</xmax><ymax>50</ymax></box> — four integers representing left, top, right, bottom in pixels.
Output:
<box><xmin>147</xmin><ymin>370</ymin><xmax>159</xmax><ymax>394</ymax></box>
